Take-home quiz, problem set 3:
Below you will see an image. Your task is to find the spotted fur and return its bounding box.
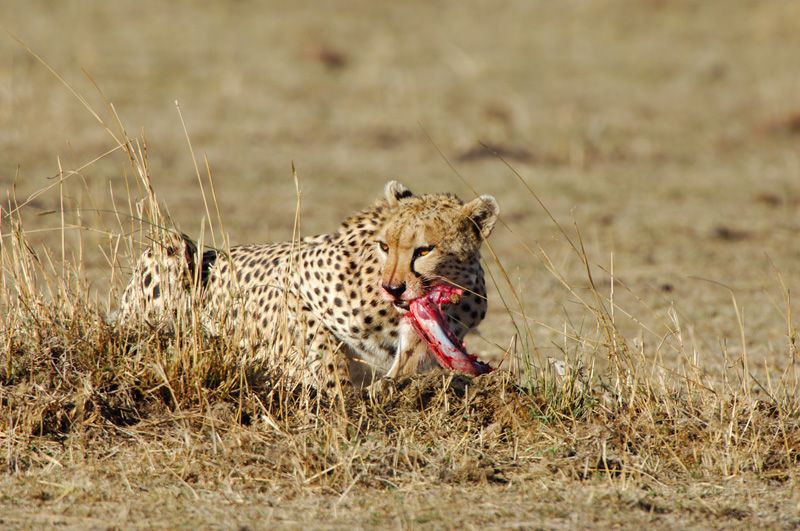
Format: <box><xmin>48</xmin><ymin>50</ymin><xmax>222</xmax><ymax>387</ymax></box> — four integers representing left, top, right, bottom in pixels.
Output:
<box><xmin>119</xmin><ymin>181</ymin><xmax>499</xmax><ymax>389</ymax></box>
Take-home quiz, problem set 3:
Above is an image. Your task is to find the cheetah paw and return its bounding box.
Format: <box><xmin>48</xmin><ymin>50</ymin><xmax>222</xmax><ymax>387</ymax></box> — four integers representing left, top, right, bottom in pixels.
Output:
<box><xmin>367</xmin><ymin>377</ymin><xmax>397</xmax><ymax>401</ymax></box>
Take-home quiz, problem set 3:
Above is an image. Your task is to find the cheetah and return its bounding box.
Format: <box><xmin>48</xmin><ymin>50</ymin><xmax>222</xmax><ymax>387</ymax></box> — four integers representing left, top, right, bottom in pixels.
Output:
<box><xmin>119</xmin><ymin>181</ymin><xmax>499</xmax><ymax>390</ymax></box>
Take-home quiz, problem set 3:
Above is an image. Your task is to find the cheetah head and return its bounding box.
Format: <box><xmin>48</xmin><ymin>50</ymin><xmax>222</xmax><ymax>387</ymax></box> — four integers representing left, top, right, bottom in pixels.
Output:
<box><xmin>375</xmin><ymin>180</ymin><xmax>499</xmax><ymax>310</ymax></box>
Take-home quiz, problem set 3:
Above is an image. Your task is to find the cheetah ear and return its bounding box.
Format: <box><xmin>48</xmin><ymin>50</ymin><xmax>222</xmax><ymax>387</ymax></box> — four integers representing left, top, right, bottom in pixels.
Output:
<box><xmin>384</xmin><ymin>180</ymin><xmax>414</xmax><ymax>207</ymax></box>
<box><xmin>463</xmin><ymin>195</ymin><xmax>500</xmax><ymax>240</ymax></box>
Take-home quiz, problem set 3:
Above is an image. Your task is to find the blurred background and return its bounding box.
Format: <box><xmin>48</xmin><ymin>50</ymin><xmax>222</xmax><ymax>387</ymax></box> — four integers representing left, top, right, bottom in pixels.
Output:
<box><xmin>2</xmin><ymin>0</ymin><xmax>800</xmax><ymax>373</ymax></box>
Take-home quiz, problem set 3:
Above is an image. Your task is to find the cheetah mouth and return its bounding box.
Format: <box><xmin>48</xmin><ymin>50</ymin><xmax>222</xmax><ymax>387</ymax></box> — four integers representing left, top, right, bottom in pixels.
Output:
<box><xmin>406</xmin><ymin>285</ymin><xmax>493</xmax><ymax>376</ymax></box>
<box><xmin>392</xmin><ymin>300</ymin><xmax>411</xmax><ymax>311</ymax></box>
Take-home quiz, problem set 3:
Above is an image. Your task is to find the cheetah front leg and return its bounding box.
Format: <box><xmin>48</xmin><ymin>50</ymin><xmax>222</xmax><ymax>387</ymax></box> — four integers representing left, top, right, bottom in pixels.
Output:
<box><xmin>385</xmin><ymin>320</ymin><xmax>430</xmax><ymax>379</ymax></box>
<box><xmin>367</xmin><ymin>322</ymin><xmax>432</xmax><ymax>399</ymax></box>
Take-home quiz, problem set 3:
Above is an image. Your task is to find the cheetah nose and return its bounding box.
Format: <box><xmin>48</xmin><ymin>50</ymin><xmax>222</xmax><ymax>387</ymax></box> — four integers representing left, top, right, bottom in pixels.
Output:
<box><xmin>382</xmin><ymin>282</ymin><xmax>406</xmax><ymax>299</ymax></box>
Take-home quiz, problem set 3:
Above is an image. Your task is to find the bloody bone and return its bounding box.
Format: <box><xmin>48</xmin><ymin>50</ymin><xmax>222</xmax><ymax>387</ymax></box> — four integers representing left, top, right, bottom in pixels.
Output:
<box><xmin>406</xmin><ymin>285</ymin><xmax>493</xmax><ymax>376</ymax></box>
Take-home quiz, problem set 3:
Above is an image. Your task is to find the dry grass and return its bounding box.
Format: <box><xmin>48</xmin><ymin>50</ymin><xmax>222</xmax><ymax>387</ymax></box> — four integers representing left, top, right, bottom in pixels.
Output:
<box><xmin>2</xmin><ymin>121</ymin><xmax>799</xmax><ymax>527</ymax></box>
<box><xmin>3</xmin><ymin>1</ymin><xmax>800</xmax><ymax>528</ymax></box>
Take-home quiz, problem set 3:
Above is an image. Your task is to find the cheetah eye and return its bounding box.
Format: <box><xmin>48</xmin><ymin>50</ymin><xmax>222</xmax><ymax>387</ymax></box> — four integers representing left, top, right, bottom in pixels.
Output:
<box><xmin>378</xmin><ymin>241</ymin><xmax>389</xmax><ymax>253</ymax></box>
<box><xmin>413</xmin><ymin>245</ymin><xmax>434</xmax><ymax>258</ymax></box>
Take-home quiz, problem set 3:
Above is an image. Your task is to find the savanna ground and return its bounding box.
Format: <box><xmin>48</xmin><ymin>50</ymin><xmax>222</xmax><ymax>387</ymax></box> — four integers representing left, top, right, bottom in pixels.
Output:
<box><xmin>2</xmin><ymin>0</ymin><xmax>800</xmax><ymax>528</ymax></box>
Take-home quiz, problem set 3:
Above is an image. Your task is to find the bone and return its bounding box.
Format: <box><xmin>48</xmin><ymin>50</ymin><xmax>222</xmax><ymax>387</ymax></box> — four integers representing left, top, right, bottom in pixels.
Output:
<box><xmin>406</xmin><ymin>285</ymin><xmax>493</xmax><ymax>376</ymax></box>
